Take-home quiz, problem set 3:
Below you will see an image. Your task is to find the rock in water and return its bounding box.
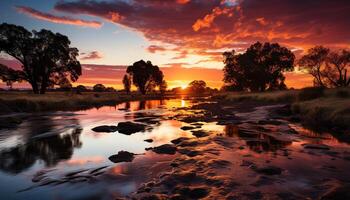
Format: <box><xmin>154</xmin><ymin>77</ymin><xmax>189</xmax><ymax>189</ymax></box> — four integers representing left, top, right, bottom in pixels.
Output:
<box><xmin>109</xmin><ymin>151</ymin><xmax>135</xmax><ymax>163</ymax></box>
<box><xmin>255</xmin><ymin>166</ymin><xmax>282</xmax><ymax>175</ymax></box>
<box><xmin>117</xmin><ymin>121</ymin><xmax>146</xmax><ymax>135</ymax></box>
<box><xmin>149</xmin><ymin>144</ymin><xmax>177</xmax><ymax>155</ymax></box>
<box><xmin>144</xmin><ymin>139</ymin><xmax>153</xmax><ymax>143</ymax></box>
<box><xmin>92</xmin><ymin>125</ymin><xmax>118</xmax><ymax>132</ymax></box>
<box><xmin>191</xmin><ymin>130</ymin><xmax>209</xmax><ymax>138</ymax></box>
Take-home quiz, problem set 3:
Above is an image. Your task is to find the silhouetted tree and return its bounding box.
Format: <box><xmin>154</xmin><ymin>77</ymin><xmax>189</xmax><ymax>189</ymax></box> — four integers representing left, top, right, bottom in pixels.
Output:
<box><xmin>76</xmin><ymin>85</ymin><xmax>88</xmax><ymax>92</ymax></box>
<box><xmin>159</xmin><ymin>80</ymin><xmax>167</xmax><ymax>95</ymax></box>
<box><xmin>106</xmin><ymin>87</ymin><xmax>116</xmax><ymax>92</ymax></box>
<box><xmin>122</xmin><ymin>74</ymin><xmax>131</xmax><ymax>94</ymax></box>
<box><xmin>0</xmin><ymin>23</ymin><xmax>81</xmax><ymax>94</ymax></box>
<box><xmin>223</xmin><ymin>42</ymin><xmax>295</xmax><ymax>92</ymax></box>
<box><xmin>188</xmin><ymin>80</ymin><xmax>206</xmax><ymax>94</ymax></box>
<box><xmin>298</xmin><ymin>46</ymin><xmax>330</xmax><ymax>87</ymax></box>
<box><xmin>93</xmin><ymin>84</ymin><xmax>106</xmax><ymax>92</ymax></box>
<box><xmin>325</xmin><ymin>50</ymin><xmax>350</xmax><ymax>87</ymax></box>
<box><xmin>126</xmin><ymin>60</ymin><xmax>164</xmax><ymax>94</ymax></box>
<box><xmin>300</xmin><ymin>46</ymin><xmax>350</xmax><ymax>87</ymax></box>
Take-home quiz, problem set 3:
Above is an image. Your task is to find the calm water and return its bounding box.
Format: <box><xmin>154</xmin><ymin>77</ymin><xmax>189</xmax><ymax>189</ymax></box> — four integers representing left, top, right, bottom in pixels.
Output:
<box><xmin>0</xmin><ymin>99</ymin><xmax>350</xmax><ymax>199</ymax></box>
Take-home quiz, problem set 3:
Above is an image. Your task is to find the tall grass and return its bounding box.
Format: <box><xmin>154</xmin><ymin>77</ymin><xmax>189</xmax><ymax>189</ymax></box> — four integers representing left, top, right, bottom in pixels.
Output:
<box><xmin>0</xmin><ymin>91</ymin><xmax>169</xmax><ymax>113</ymax></box>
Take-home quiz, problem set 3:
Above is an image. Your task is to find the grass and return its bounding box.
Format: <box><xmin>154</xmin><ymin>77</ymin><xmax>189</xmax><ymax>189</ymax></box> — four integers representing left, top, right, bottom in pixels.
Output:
<box><xmin>213</xmin><ymin>87</ymin><xmax>350</xmax><ymax>132</ymax></box>
<box><xmin>0</xmin><ymin>91</ymin><xmax>171</xmax><ymax>113</ymax></box>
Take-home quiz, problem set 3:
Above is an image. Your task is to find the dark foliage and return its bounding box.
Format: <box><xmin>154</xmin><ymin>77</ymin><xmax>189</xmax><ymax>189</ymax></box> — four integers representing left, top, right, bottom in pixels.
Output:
<box><xmin>0</xmin><ymin>23</ymin><xmax>81</xmax><ymax>94</ymax></box>
<box><xmin>298</xmin><ymin>87</ymin><xmax>324</xmax><ymax>101</ymax></box>
<box><xmin>223</xmin><ymin>42</ymin><xmax>295</xmax><ymax>92</ymax></box>
<box><xmin>299</xmin><ymin>46</ymin><xmax>350</xmax><ymax>88</ymax></box>
<box><xmin>126</xmin><ymin>60</ymin><xmax>164</xmax><ymax>94</ymax></box>
<box><xmin>188</xmin><ymin>80</ymin><xmax>206</xmax><ymax>94</ymax></box>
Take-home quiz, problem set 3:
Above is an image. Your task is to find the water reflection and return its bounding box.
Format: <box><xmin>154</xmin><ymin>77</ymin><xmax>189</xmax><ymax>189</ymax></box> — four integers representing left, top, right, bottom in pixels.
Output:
<box><xmin>224</xmin><ymin>124</ymin><xmax>292</xmax><ymax>152</ymax></box>
<box><xmin>0</xmin><ymin>116</ymin><xmax>82</xmax><ymax>174</ymax></box>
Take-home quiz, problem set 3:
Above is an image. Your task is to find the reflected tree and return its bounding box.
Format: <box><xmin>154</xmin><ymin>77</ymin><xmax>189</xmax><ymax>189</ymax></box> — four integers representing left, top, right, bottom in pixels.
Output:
<box><xmin>0</xmin><ymin>116</ymin><xmax>82</xmax><ymax>174</ymax></box>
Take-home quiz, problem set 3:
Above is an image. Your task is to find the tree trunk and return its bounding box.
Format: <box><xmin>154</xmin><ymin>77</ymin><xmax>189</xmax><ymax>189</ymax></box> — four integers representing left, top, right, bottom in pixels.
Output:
<box><xmin>30</xmin><ymin>81</ymin><xmax>39</xmax><ymax>94</ymax></box>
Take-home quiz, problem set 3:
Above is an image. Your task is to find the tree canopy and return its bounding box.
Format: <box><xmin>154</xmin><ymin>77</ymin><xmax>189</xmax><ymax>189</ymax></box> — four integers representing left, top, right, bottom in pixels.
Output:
<box><xmin>126</xmin><ymin>60</ymin><xmax>164</xmax><ymax>94</ymax></box>
<box><xmin>223</xmin><ymin>42</ymin><xmax>295</xmax><ymax>92</ymax></box>
<box><xmin>122</xmin><ymin>74</ymin><xmax>131</xmax><ymax>94</ymax></box>
<box><xmin>299</xmin><ymin>46</ymin><xmax>350</xmax><ymax>87</ymax></box>
<box><xmin>0</xmin><ymin>23</ymin><xmax>81</xmax><ymax>94</ymax></box>
<box><xmin>188</xmin><ymin>80</ymin><xmax>206</xmax><ymax>94</ymax></box>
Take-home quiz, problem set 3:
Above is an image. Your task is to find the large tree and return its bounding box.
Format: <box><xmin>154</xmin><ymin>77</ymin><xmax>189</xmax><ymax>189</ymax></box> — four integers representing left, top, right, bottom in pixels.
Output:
<box><xmin>188</xmin><ymin>80</ymin><xmax>206</xmax><ymax>94</ymax></box>
<box><xmin>126</xmin><ymin>60</ymin><xmax>164</xmax><ymax>94</ymax></box>
<box><xmin>0</xmin><ymin>23</ymin><xmax>81</xmax><ymax>94</ymax></box>
<box><xmin>298</xmin><ymin>46</ymin><xmax>330</xmax><ymax>87</ymax></box>
<box><xmin>223</xmin><ymin>42</ymin><xmax>295</xmax><ymax>92</ymax></box>
<box><xmin>299</xmin><ymin>46</ymin><xmax>350</xmax><ymax>87</ymax></box>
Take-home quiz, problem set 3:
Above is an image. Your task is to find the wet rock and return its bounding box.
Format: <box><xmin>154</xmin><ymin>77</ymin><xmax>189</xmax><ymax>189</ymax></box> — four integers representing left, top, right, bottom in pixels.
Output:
<box><xmin>150</xmin><ymin>144</ymin><xmax>177</xmax><ymax>155</ymax></box>
<box><xmin>108</xmin><ymin>151</ymin><xmax>135</xmax><ymax>163</ymax></box>
<box><xmin>208</xmin><ymin>159</ymin><xmax>231</xmax><ymax>168</ymax></box>
<box><xmin>0</xmin><ymin>117</ymin><xmax>22</xmax><ymax>129</ymax></box>
<box><xmin>181</xmin><ymin>126</ymin><xmax>196</xmax><ymax>131</ymax></box>
<box><xmin>171</xmin><ymin>137</ymin><xmax>190</xmax><ymax>145</ymax></box>
<box><xmin>303</xmin><ymin>143</ymin><xmax>330</xmax><ymax>150</ymax></box>
<box><xmin>188</xmin><ymin>187</ymin><xmax>210</xmax><ymax>199</ymax></box>
<box><xmin>178</xmin><ymin>149</ymin><xmax>201</xmax><ymax>157</ymax></box>
<box><xmin>92</xmin><ymin>125</ymin><xmax>118</xmax><ymax>132</ymax></box>
<box><xmin>144</xmin><ymin>139</ymin><xmax>154</xmax><ymax>143</ymax></box>
<box><xmin>255</xmin><ymin>166</ymin><xmax>282</xmax><ymax>175</ymax></box>
<box><xmin>117</xmin><ymin>121</ymin><xmax>146</xmax><ymax>135</ymax></box>
<box><xmin>191</xmin><ymin>130</ymin><xmax>209</xmax><ymax>138</ymax></box>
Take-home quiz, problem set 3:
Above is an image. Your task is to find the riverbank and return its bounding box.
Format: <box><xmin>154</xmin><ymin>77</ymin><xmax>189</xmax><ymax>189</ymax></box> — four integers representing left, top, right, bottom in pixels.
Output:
<box><xmin>213</xmin><ymin>88</ymin><xmax>350</xmax><ymax>133</ymax></box>
<box><xmin>0</xmin><ymin>91</ymin><xmax>173</xmax><ymax>114</ymax></box>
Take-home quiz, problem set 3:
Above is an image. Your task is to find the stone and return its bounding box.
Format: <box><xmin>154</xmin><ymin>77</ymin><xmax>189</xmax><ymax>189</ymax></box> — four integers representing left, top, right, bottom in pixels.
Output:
<box><xmin>92</xmin><ymin>125</ymin><xmax>118</xmax><ymax>132</ymax></box>
<box><xmin>108</xmin><ymin>151</ymin><xmax>135</xmax><ymax>163</ymax></box>
<box><xmin>149</xmin><ymin>144</ymin><xmax>177</xmax><ymax>155</ymax></box>
<box><xmin>117</xmin><ymin>121</ymin><xmax>146</xmax><ymax>135</ymax></box>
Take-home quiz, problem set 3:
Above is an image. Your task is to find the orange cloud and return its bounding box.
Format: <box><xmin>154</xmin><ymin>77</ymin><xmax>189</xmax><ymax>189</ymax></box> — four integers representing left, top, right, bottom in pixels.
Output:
<box><xmin>16</xmin><ymin>6</ymin><xmax>102</xmax><ymax>28</ymax></box>
<box><xmin>147</xmin><ymin>45</ymin><xmax>167</xmax><ymax>53</ymax></box>
<box><xmin>192</xmin><ymin>7</ymin><xmax>233</xmax><ymax>32</ymax></box>
<box><xmin>80</xmin><ymin>51</ymin><xmax>103</xmax><ymax>60</ymax></box>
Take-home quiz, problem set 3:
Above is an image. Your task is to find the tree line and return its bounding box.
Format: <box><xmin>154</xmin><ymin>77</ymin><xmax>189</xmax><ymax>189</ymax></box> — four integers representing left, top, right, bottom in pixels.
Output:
<box><xmin>223</xmin><ymin>42</ymin><xmax>350</xmax><ymax>91</ymax></box>
<box><xmin>1</xmin><ymin>23</ymin><xmax>349</xmax><ymax>95</ymax></box>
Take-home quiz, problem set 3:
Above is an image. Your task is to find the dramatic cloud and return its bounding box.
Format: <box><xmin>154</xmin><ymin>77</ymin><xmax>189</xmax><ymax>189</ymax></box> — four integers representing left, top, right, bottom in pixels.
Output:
<box><xmin>55</xmin><ymin>0</ymin><xmax>350</xmax><ymax>54</ymax></box>
<box><xmin>147</xmin><ymin>45</ymin><xmax>166</xmax><ymax>53</ymax></box>
<box><xmin>16</xmin><ymin>6</ymin><xmax>102</xmax><ymax>28</ymax></box>
<box><xmin>80</xmin><ymin>51</ymin><xmax>103</xmax><ymax>60</ymax></box>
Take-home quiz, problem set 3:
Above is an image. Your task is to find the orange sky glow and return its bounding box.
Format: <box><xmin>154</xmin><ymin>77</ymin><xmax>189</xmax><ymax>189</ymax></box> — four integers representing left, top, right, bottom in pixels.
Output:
<box><xmin>1</xmin><ymin>0</ymin><xmax>349</xmax><ymax>90</ymax></box>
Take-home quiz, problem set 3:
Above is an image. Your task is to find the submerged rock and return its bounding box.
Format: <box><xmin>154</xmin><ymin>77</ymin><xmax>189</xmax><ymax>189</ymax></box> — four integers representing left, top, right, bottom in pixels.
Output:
<box><xmin>255</xmin><ymin>166</ymin><xmax>282</xmax><ymax>175</ymax></box>
<box><xmin>108</xmin><ymin>151</ymin><xmax>135</xmax><ymax>163</ymax></box>
<box><xmin>117</xmin><ymin>121</ymin><xmax>146</xmax><ymax>135</ymax></box>
<box><xmin>92</xmin><ymin>125</ymin><xmax>118</xmax><ymax>132</ymax></box>
<box><xmin>171</xmin><ymin>137</ymin><xmax>190</xmax><ymax>145</ymax></box>
<box><xmin>149</xmin><ymin>144</ymin><xmax>177</xmax><ymax>155</ymax></box>
<box><xmin>191</xmin><ymin>130</ymin><xmax>209</xmax><ymax>138</ymax></box>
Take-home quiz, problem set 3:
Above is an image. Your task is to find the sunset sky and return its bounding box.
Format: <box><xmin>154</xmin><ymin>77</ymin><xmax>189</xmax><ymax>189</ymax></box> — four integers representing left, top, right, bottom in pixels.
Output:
<box><xmin>1</xmin><ymin>0</ymin><xmax>350</xmax><ymax>89</ymax></box>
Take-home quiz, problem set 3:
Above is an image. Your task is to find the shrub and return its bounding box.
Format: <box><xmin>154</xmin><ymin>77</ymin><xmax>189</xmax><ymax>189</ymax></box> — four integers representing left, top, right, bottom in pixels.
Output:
<box><xmin>336</xmin><ymin>89</ymin><xmax>349</xmax><ymax>98</ymax></box>
<box><xmin>298</xmin><ymin>87</ymin><xmax>324</xmax><ymax>101</ymax></box>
